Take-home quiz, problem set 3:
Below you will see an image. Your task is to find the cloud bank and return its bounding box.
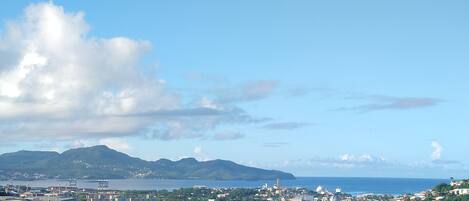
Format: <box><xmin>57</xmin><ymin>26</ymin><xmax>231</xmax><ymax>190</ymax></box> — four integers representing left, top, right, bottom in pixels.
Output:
<box><xmin>350</xmin><ymin>96</ymin><xmax>441</xmax><ymax>112</ymax></box>
<box><xmin>324</xmin><ymin>89</ymin><xmax>442</xmax><ymax>112</ymax></box>
<box><xmin>263</xmin><ymin>153</ymin><xmax>467</xmax><ymax>178</ymax></box>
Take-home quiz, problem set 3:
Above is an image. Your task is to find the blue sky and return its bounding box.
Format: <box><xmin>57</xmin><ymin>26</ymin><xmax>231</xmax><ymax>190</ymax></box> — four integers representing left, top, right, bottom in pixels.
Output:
<box><xmin>0</xmin><ymin>0</ymin><xmax>468</xmax><ymax>178</ymax></box>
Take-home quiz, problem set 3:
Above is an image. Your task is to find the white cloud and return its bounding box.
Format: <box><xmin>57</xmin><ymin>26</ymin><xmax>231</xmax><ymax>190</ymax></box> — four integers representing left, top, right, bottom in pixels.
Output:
<box><xmin>340</xmin><ymin>154</ymin><xmax>353</xmax><ymax>161</ymax></box>
<box><xmin>340</xmin><ymin>153</ymin><xmax>377</xmax><ymax>162</ymax></box>
<box><xmin>431</xmin><ymin>141</ymin><xmax>442</xmax><ymax>161</ymax></box>
<box><xmin>193</xmin><ymin>146</ymin><xmax>210</xmax><ymax>161</ymax></box>
<box><xmin>0</xmin><ymin>2</ymin><xmax>171</xmax><ymax>136</ymax></box>
<box><xmin>360</xmin><ymin>154</ymin><xmax>373</xmax><ymax>161</ymax></box>
<box><xmin>193</xmin><ymin>146</ymin><xmax>203</xmax><ymax>155</ymax></box>
<box><xmin>259</xmin><ymin>155</ymin><xmax>468</xmax><ymax>178</ymax></box>
<box><xmin>99</xmin><ymin>138</ymin><xmax>132</xmax><ymax>152</ymax></box>
<box><xmin>199</xmin><ymin>97</ymin><xmax>221</xmax><ymax>110</ymax></box>
<box><xmin>0</xmin><ymin>2</ymin><xmax>264</xmax><ymax>141</ymax></box>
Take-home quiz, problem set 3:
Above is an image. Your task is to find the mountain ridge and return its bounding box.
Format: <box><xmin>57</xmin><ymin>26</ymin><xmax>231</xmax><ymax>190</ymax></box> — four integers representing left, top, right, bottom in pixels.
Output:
<box><xmin>0</xmin><ymin>145</ymin><xmax>295</xmax><ymax>181</ymax></box>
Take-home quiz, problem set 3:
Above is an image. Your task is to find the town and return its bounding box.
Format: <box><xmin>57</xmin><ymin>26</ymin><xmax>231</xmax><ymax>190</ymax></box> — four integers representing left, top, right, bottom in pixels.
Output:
<box><xmin>1</xmin><ymin>179</ymin><xmax>468</xmax><ymax>201</ymax></box>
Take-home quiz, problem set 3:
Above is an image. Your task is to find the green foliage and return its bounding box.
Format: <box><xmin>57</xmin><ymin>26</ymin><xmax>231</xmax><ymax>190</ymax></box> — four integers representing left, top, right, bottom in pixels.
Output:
<box><xmin>458</xmin><ymin>183</ymin><xmax>469</xmax><ymax>189</ymax></box>
<box><xmin>423</xmin><ymin>193</ymin><xmax>433</xmax><ymax>201</ymax></box>
<box><xmin>432</xmin><ymin>180</ymin><xmax>469</xmax><ymax>201</ymax></box>
<box><xmin>445</xmin><ymin>195</ymin><xmax>469</xmax><ymax>201</ymax></box>
<box><xmin>123</xmin><ymin>188</ymin><xmax>259</xmax><ymax>201</ymax></box>
<box><xmin>434</xmin><ymin>183</ymin><xmax>454</xmax><ymax>196</ymax></box>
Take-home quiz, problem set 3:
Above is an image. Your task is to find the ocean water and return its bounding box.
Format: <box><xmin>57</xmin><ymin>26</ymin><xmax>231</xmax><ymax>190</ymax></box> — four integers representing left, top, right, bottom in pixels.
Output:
<box><xmin>0</xmin><ymin>177</ymin><xmax>448</xmax><ymax>195</ymax></box>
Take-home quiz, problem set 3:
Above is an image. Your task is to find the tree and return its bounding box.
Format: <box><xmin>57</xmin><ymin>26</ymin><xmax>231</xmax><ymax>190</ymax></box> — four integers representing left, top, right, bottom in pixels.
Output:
<box><xmin>434</xmin><ymin>183</ymin><xmax>453</xmax><ymax>196</ymax></box>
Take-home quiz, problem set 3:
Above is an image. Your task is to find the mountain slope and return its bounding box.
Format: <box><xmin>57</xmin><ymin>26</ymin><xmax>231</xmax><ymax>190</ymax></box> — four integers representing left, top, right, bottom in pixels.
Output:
<box><xmin>0</xmin><ymin>146</ymin><xmax>295</xmax><ymax>180</ymax></box>
<box><xmin>0</xmin><ymin>150</ymin><xmax>59</xmax><ymax>169</ymax></box>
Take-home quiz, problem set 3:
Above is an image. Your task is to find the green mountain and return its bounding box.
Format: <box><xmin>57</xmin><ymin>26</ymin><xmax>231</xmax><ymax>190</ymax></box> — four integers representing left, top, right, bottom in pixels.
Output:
<box><xmin>0</xmin><ymin>145</ymin><xmax>295</xmax><ymax>180</ymax></box>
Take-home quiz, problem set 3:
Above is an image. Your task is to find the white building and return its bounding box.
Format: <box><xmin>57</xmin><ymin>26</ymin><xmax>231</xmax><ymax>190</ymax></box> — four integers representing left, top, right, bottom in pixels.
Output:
<box><xmin>450</xmin><ymin>188</ymin><xmax>469</xmax><ymax>195</ymax></box>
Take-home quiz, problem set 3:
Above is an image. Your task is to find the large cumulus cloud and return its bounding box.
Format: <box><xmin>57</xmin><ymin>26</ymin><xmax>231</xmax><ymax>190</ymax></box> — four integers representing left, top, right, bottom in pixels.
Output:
<box><xmin>0</xmin><ymin>2</ymin><xmax>258</xmax><ymax>141</ymax></box>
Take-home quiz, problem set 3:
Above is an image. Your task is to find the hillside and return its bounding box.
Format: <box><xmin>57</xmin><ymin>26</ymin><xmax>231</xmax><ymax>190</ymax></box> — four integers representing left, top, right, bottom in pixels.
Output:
<box><xmin>0</xmin><ymin>145</ymin><xmax>295</xmax><ymax>180</ymax></box>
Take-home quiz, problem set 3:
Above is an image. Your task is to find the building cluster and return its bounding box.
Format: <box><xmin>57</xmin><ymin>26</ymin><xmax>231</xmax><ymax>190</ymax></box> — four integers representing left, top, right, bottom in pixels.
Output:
<box><xmin>0</xmin><ymin>182</ymin><xmax>352</xmax><ymax>201</ymax></box>
<box><xmin>0</xmin><ymin>183</ymin><xmax>391</xmax><ymax>201</ymax></box>
<box><xmin>252</xmin><ymin>179</ymin><xmax>353</xmax><ymax>201</ymax></box>
<box><xmin>390</xmin><ymin>179</ymin><xmax>469</xmax><ymax>201</ymax></box>
<box><xmin>2</xmin><ymin>179</ymin><xmax>469</xmax><ymax>201</ymax></box>
<box><xmin>449</xmin><ymin>180</ymin><xmax>469</xmax><ymax>196</ymax></box>
<box><xmin>0</xmin><ymin>185</ymin><xmax>76</xmax><ymax>201</ymax></box>
<box><xmin>0</xmin><ymin>184</ymin><xmax>160</xmax><ymax>201</ymax></box>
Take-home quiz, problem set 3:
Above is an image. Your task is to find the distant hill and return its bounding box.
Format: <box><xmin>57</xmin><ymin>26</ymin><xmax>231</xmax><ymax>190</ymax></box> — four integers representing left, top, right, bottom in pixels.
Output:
<box><xmin>0</xmin><ymin>145</ymin><xmax>295</xmax><ymax>180</ymax></box>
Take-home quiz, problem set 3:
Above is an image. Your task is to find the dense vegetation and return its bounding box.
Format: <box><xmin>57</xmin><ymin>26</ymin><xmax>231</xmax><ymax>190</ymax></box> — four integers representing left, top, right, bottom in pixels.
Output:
<box><xmin>444</xmin><ymin>195</ymin><xmax>469</xmax><ymax>201</ymax></box>
<box><xmin>116</xmin><ymin>188</ymin><xmax>259</xmax><ymax>201</ymax></box>
<box><xmin>427</xmin><ymin>181</ymin><xmax>469</xmax><ymax>201</ymax></box>
<box><xmin>0</xmin><ymin>145</ymin><xmax>295</xmax><ymax>180</ymax></box>
<box><xmin>434</xmin><ymin>183</ymin><xmax>454</xmax><ymax>196</ymax></box>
